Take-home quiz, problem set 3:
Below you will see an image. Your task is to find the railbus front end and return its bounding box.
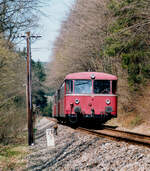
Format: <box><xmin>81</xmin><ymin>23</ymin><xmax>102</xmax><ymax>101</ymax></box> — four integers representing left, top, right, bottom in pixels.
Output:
<box><xmin>53</xmin><ymin>72</ymin><xmax>117</xmax><ymax>124</ymax></box>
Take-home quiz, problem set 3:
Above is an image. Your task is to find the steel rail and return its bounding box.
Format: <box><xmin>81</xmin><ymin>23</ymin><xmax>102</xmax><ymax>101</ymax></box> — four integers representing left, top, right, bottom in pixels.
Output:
<box><xmin>47</xmin><ymin>117</ymin><xmax>150</xmax><ymax>147</ymax></box>
<box><xmin>77</xmin><ymin>127</ymin><xmax>150</xmax><ymax>147</ymax></box>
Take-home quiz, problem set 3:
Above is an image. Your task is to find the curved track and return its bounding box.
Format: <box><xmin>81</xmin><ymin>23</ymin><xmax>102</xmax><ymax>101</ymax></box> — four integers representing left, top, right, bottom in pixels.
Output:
<box><xmin>47</xmin><ymin>117</ymin><xmax>150</xmax><ymax>147</ymax></box>
<box><xmin>77</xmin><ymin>127</ymin><xmax>150</xmax><ymax>147</ymax></box>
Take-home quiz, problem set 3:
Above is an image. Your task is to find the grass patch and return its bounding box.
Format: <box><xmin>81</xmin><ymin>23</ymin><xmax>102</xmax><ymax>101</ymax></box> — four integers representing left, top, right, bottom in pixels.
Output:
<box><xmin>0</xmin><ymin>144</ymin><xmax>29</xmax><ymax>171</ymax></box>
<box><xmin>115</xmin><ymin>112</ymin><xmax>143</xmax><ymax>129</ymax></box>
<box><xmin>130</xmin><ymin>115</ymin><xmax>142</xmax><ymax>127</ymax></box>
<box><xmin>0</xmin><ymin>132</ymin><xmax>29</xmax><ymax>171</ymax></box>
<box><xmin>0</xmin><ymin>147</ymin><xmax>20</xmax><ymax>157</ymax></box>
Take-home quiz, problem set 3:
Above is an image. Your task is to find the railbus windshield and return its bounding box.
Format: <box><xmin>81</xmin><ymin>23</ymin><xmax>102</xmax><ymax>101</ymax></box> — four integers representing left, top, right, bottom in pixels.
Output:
<box><xmin>66</xmin><ymin>79</ymin><xmax>117</xmax><ymax>94</ymax></box>
<box><xmin>94</xmin><ymin>80</ymin><xmax>110</xmax><ymax>94</ymax></box>
<box><xmin>74</xmin><ymin>80</ymin><xmax>92</xmax><ymax>94</ymax></box>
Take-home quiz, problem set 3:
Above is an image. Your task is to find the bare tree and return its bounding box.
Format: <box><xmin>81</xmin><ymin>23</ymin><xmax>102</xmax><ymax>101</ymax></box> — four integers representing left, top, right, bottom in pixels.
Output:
<box><xmin>0</xmin><ymin>36</ymin><xmax>27</xmax><ymax>140</ymax></box>
<box><xmin>0</xmin><ymin>0</ymin><xmax>42</xmax><ymax>41</ymax></box>
<box><xmin>47</xmin><ymin>0</ymin><xmax>111</xmax><ymax>89</ymax></box>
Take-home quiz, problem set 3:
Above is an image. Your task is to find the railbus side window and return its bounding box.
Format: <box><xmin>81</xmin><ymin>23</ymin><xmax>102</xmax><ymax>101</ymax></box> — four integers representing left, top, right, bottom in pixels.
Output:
<box><xmin>60</xmin><ymin>82</ymin><xmax>65</xmax><ymax>98</ymax></box>
<box><xmin>112</xmin><ymin>80</ymin><xmax>117</xmax><ymax>94</ymax></box>
<box><xmin>66</xmin><ymin>80</ymin><xmax>73</xmax><ymax>94</ymax></box>
<box><xmin>94</xmin><ymin>80</ymin><xmax>110</xmax><ymax>94</ymax></box>
<box><xmin>58</xmin><ymin>90</ymin><xmax>60</xmax><ymax>100</ymax></box>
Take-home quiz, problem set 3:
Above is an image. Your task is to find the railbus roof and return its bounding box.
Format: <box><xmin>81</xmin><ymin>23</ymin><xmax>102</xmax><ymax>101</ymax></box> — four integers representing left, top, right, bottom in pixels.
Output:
<box><xmin>65</xmin><ymin>72</ymin><xmax>117</xmax><ymax>80</ymax></box>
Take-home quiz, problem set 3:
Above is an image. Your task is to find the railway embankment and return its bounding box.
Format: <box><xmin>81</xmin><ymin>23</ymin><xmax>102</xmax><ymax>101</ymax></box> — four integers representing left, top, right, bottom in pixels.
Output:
<box><xmin>26</xmin><ymin>117</ymin><xmax>150</xmax><ymax>170</ymax></box>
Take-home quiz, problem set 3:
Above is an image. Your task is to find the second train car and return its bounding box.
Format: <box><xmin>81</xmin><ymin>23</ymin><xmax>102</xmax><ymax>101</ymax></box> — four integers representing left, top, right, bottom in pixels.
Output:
<box><xmin>53</xmin><ymin>72</ymin><xmax>117</xmax><ymax>124</ymax></box>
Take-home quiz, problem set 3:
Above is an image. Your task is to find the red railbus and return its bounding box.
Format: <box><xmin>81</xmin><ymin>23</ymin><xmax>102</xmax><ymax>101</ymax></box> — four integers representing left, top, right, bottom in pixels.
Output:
<box><xmin>53</xmin><ymin>72</ymin><xmax>117</xmax><ymax>124</ymax></box>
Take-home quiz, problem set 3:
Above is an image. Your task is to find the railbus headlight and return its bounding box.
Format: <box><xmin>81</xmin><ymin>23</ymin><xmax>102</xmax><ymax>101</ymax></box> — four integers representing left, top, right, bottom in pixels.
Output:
<box><xmin>91</xmin><ymin>74</ymin><xmax>95</xmax><ymax>79</ymax></box>
<box><xmin>75</xmin><ymin>99</ymin><xmax>80</xmax><ymax>104</ymax></box>
<box><xmin>106</xmin><ymin>99</ymin><xmax>111</xmax><ymax>105</ymax></box>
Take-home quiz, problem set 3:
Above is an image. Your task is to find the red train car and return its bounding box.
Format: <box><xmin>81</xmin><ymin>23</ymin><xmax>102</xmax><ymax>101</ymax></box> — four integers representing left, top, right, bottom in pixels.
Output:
<box><xmin>53</xmin><ymin>72</ymin><xmax>117</xmax><ymax>124</ymax></box>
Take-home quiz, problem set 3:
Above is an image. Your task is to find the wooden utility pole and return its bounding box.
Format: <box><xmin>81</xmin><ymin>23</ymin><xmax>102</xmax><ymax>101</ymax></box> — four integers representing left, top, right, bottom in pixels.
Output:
<box><xmin>26</xmin><ymin>31</ymin><xmax>33</xmax><ymax>145</ymax></box>
<box><xmin>19</xmin><ymin>32</ymin><xmax>41</xmax><ymax>145</ymax></box>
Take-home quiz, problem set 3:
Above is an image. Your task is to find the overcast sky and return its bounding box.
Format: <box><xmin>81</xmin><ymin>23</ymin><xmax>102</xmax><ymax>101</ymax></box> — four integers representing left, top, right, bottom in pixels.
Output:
<box><xmin>26</xmin><ymin>0</ymin><xmax>75</xmax><ymax>62</ymax></box>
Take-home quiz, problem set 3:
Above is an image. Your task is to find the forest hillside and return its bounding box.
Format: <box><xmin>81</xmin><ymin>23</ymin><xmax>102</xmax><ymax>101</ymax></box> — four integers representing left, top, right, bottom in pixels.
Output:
<box><xmin>0</xmin><ymin>1</ymin><xmax>50</xmax><ymax>169</ymax></box>
<box><xmin>47</xmin><ymin>0</ymin><xmax>150</xmax><ymax>129</ymax></box>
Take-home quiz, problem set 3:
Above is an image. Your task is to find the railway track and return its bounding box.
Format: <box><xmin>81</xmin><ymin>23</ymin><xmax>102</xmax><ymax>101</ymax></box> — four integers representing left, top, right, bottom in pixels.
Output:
<box><xmin>47</xmin><ymin>117</ymin><xmax>150</xmax><ymax>147</ymax></box>
<box><xmin>77</xmin><ymin>127</ymin><xmax>150</xmax><ymax>147</ymax></box>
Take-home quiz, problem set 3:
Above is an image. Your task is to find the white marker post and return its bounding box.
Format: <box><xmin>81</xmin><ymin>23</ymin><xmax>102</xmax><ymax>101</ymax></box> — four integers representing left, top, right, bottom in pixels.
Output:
<box><xmin>46</xmin><ymin>129</ymin><xmax>55</xmax><ymax>147</ymax></box>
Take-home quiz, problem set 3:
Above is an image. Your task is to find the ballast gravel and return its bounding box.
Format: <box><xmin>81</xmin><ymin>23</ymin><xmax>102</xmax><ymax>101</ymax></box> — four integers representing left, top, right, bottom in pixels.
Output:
<box><xmin>26</xmin><ymin>118</ymin><xmax>150</xmax><ymax>171</ymax></box>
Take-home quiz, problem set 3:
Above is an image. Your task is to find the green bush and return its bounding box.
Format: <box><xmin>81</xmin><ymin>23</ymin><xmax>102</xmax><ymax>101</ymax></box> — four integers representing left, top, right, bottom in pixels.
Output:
<box><xmin>42</xmin><ymin>101</ymin><xmax>52</xmax><ymax>117</ymax></box>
